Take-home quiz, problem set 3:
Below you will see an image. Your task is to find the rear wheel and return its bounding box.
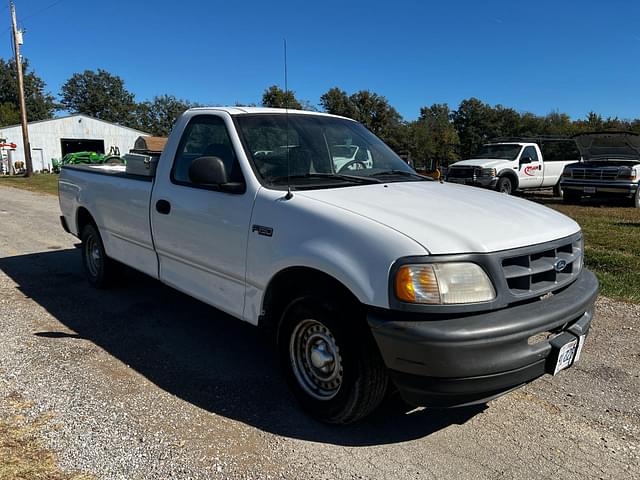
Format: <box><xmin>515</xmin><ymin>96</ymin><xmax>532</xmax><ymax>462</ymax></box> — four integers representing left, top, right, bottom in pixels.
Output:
<box><xmin>80</xmin><ymin>224</ymin><xmax>116</xmax><ymax>288</ymax></box>
<box><xmin>496</xmin><ymin>176</ymin><xmax>513</xmax><ymax>195</ymax></box>
<box><xmin>278</xmin><ymin>295</ymin><xmax>388</xmax><ymax>424</ymax></box>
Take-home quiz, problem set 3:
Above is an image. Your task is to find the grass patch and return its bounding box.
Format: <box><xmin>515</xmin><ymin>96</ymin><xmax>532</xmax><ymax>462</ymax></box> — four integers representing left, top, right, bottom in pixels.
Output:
<box><xmin>0</xmin><ymin>174</ymin><xmax>59</xmax><ymax>196</ymax></box>
<box><xmin>548</xmin><ymin>202</ymin><xmax>640</xmax><ymax>304</ymax></box>
<box><xmin>0</xmin><ymin>392</ymin><xmax>93</xmax><ymax>480</ymax></box>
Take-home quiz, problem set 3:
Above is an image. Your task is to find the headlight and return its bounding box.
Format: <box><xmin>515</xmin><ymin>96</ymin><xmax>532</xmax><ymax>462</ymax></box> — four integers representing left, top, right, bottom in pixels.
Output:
<box><xmin>394</xmin><ymin>262</ymin><xmax>496</xmax><ymax>305</ymax></box>
<box><xmin>480</xmin><ymin>168</ymin><xmax>497</xmax><ymax>177</ymax></box>
<box><xmin>562</xmin><ymin>167</ymin><xmax>573</xmax><ymax>178</ymax></box>
<box><xmin>573</xmin><ymin>236</ymin><xmax>584</xmax><ymax>274</ymax></box>
<box><xmin>617</xmin><ymin>166</ymin><xmax>637</xmax><ymax>180</ymax></box>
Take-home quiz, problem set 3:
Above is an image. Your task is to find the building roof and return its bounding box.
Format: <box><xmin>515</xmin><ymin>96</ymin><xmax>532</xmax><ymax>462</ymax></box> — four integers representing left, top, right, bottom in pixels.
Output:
<box><xmin>133</xmin><ymin>136</ymin><xmax>168</xmax><ymax>153</ymax></box>
<box><xmin>0</xmin><ymin>114</ymin><xmax>150</xmax><ymax>134</ymax></box>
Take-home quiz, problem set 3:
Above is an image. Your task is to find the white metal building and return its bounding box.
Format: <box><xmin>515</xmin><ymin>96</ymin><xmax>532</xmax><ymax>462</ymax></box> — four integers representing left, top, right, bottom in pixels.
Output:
<box><xmin>0</xmin><ymin>115</ymin><xmax>150</xmax><ymax>172</ymax></box>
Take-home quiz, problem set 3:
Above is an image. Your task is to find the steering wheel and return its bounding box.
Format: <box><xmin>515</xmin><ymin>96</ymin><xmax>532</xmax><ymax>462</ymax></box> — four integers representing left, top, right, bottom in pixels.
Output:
<box><xmin>337</xmin><ymin>160</ymin><xmax>367</xmax><ymax>173</ymax></box>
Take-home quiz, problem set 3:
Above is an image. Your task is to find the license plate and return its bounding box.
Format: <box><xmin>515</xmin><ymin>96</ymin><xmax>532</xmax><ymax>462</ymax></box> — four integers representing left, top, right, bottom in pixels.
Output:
<box><xmin>584</xmin><ymin>186</ymin><xmax>596</xmax><ymax>194</ymax></box>
<box><xmin>553</xmin><ymin>335</ymin><xmax>585</xmax><ymax>375</ymax></box>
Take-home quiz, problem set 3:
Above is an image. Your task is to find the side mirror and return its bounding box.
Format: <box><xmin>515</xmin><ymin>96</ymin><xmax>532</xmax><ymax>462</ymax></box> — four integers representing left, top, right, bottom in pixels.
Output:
<box><xmin>188</xmin><ymin>156</ymin><xmax>245</xmax><ymax>193</ymax></box>
<box><xmin>520</xmin><ymin>156</ymin><xmax>533</xmax><ymax>165</ymax></box>
<box><xmin>189</xmin><ymin>156</ymin><xmax>229</xmax><ymax>185</ymax></box>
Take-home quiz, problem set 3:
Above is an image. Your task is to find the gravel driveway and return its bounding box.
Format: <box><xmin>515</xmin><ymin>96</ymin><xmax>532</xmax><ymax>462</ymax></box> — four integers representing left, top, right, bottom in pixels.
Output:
<box><xmin>0</xmin><ymin>185</ymin><xmax>638</xmax><ymax>479</ymax></box>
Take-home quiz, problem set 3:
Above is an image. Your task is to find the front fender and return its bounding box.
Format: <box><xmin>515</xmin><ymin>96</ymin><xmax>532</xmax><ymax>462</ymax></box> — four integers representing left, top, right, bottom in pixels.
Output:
<box><xmin>242</xmin><ymin>188</ymin><xmax>427</xmax><ymax>324</ymax></box>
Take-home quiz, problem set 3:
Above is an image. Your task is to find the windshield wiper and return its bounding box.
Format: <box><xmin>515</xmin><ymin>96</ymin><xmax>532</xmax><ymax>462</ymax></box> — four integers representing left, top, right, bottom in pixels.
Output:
<box><xmin>370</xmin><ymin>170</ymin><xmax>433</xmax><ymax>180</ymax></box>
<box><xmin>267</xmin><ymin>173</ymin><xmax>381</xmax><ymax>185</ymax></box>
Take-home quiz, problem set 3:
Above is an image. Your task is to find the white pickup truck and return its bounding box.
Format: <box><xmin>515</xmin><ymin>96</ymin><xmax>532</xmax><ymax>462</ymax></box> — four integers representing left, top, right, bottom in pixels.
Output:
<box><xmin>59</xmin><ymin>107</ymin><xmax>598</xmax><ymax>423</ymax></box>
<box><xmin>446</xmin><ymin>138</ymin><xmax>581</xmax><ymax>196</ymax></box>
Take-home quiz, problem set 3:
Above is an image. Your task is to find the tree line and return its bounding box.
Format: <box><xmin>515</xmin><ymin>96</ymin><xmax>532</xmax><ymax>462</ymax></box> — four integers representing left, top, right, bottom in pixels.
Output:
<box><xmin>2</xmin><ymin>57</ymin><xmax>640</xmax><ymax>167</ymax></box>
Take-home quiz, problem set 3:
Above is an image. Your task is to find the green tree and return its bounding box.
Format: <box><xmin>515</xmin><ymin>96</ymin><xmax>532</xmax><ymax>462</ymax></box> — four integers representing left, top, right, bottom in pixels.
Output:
<box><xmin>451</xmin><ymin>98</ymin><xmax>496</xmax><ymax>158</ymax></box>
<box><xmin>134</xmin><ymin>95</ymin><xmax>199</xmax><ymax>136</ymax></box>
<box><xmin>0</xmin><ymin>57</ymin><xmax>56</xmax><ymax>126</ymax></box>
<box><xmin>410</xmin><ymin>104</ymin><xmax>459</xmax><ymax>169</ymax></box>
<box><xmin>60</xmin><ymin>69</ymin><xmax>136</xmax><ymax>124</ymax></box>
<box><xmin>261</xmin><ymin>85</ymin><xmax>303</xmax><ymax>109</ymax></box>
<box><xmin>320</xmin><ymin>87</ymin><xmax>356</xmax><ymax>118</ymax></box>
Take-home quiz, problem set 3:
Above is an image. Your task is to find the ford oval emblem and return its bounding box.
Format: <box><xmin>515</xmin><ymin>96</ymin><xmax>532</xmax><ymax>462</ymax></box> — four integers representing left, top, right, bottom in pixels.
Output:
<box><xmin>554</xmin><ymin>259</ymin><xmax>568</xmax><ymax>272</ymax></box>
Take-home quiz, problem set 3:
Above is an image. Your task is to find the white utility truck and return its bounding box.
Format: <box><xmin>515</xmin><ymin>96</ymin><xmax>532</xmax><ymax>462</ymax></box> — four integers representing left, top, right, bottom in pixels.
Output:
<box><xmin>59</xmin><ymin>108</ymin><xmax>598</xmax><ymax>423</ymax></box>
<box><xmin>561</xmin><ymin>132</ymin><xmax>640</xmax><ymax>207</ymax></box>
<box><xmin>446</xmin><ymin>138</ymin><xmax>581</xmax><ymax>196</ymax></box>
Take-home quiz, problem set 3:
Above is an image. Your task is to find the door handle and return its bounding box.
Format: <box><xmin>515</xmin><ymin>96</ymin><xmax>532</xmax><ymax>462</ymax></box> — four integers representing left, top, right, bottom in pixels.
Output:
<box><xmin>156</xmin><ymin>199</ymin><xmax>171</xmax><ymax>215</ymax></box>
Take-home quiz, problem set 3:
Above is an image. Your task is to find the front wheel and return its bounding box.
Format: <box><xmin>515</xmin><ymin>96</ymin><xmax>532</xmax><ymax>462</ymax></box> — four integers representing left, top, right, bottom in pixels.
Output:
<box><xmin>553</xmin><ymin>181</ymin><xmax>563</xmax><ymax>198</ymax></box>
<box><xmin>562</xmin><ymin>190</ymin><xmax>581</xmax><ymax>205</ymax></box>
<box><xmin>278</xmin><ymin>296</ymin><xmax>388</xmax><ymax>424</ymax></box>
<box><xmin>632</xmin><ymin>188</ymin><xmax>640</xmax><ymax>208</ymax></box>
<box><xmin>496</xmin><ymin>176</ymin><xmax>513</xmax><ymax>195</ymax></box>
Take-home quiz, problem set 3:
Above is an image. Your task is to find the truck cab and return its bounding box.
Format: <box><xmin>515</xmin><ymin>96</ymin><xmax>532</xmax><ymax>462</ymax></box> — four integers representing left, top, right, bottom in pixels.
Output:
<box><xmin>447</xmin><ymin>138</ymin><xmax>581</xmax><ymax>196</ymax></box>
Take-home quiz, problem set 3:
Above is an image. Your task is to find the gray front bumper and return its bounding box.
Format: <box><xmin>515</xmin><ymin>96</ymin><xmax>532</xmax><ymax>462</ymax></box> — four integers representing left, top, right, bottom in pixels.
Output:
<box><xmin>368</xmin><ymin>269</ymin><xmax>599</xmax><ymax>407</ymax></box>
<box><xmin>447</xmin><ymin>176</ymin><xmax>498</xmax><ymax>188</ymax></box>
<box><xmin>561</xmin><ymin>180</ymin><xmax>638</xmax><ymax>196</ymax></box>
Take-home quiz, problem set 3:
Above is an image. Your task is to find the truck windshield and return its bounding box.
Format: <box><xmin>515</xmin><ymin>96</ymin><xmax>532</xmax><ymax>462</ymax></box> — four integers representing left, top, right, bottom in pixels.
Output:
<box><xmin>235</xmin><ymin>114</ymin><xmax>418</xmax><ymax>188</ymax></box>
<box><xmin>474</xmin><ymin>144</ymin><xmax>522</xmax><ymax>160</ymax></box>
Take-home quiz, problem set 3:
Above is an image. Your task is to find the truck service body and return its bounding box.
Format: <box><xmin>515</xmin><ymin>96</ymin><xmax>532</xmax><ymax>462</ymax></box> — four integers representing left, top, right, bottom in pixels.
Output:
<box><xmin>447</xmin><ymin>138</ymin><xmax>581</xmax><ymax>196</ymax></box>
<box><xmin>59</xmin><ymin>107</ymin><xmax>598</xmax><ymax>423</ymax></box>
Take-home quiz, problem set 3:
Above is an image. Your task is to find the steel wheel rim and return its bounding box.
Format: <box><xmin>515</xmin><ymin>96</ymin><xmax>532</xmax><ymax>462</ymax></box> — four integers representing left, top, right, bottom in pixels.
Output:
<box><xmin>500</xmin><ymin>181</ymin><xmax>511</xmax><ymax>194</ymax></box>
<box><xmin>85</xmin><ymin>234</ymin><xmax>101</xmax><ymax>277</ymax></box>
<box><xmin>289</xmin><ymin>319</ymin><xmax>343</xmax><ymax>400</ymax></box>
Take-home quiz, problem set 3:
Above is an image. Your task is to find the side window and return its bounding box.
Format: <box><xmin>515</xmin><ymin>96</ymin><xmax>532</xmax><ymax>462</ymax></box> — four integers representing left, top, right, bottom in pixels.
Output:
<box><xmin>172</xmin><ymin>115</ymin><xmax>243</xmax><ymax>186</ymax></box>
<box><xmin>521</xmin><ymin>146</ymin><xmax>539</xmax><ymax>162</ymax></box>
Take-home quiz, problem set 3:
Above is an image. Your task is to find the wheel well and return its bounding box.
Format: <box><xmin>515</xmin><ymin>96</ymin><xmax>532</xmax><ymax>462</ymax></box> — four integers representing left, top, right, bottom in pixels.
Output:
<box><xmin>76</xmin><ymin>207</ymin><xmax>96</xmax><ymax>234</ymax></box>
<box><xmin>259</xmin><ymin>267</ymin><xmax>361</xmax><ymax>335</ymax></box>
<box><xmin>499</xmin><ymin>171</ymin><xmax>519</xmax><ymax>190</ymax></box>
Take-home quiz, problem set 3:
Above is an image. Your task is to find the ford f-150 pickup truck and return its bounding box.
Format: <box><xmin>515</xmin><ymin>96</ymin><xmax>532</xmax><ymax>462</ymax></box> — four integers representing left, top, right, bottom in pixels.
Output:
<box><xmin>561</xmin><ymin>132</ymin><xmax>640</xmax><ymax>207</ymax></box>
<box><xmin>447</xmin><ymin>138</ymin><xmax>581</xmax><ymax>196</ymax></box>
<box><xmin>59</xmin><ymin>107</ymin><xmax>598</xmax><ymax>423</ymax></box>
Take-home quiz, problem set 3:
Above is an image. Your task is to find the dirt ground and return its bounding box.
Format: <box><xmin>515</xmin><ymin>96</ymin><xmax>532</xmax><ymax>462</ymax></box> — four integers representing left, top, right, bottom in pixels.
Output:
<box><xmin>0</xmin><ymin>185</ymin><xmax>638</xmax><ymax>479</ymax></box>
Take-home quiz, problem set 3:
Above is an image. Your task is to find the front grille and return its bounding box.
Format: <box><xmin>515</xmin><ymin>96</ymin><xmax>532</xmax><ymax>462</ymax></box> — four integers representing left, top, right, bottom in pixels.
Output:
<box><xmin>501</xmin><ymin>237</ymin><xmax>582</xmax><ymax>297</ymax></box>
<box><xmin>571</xmin><ymin>168</ymin><xmax>618</xmax><ymax>180</ymax></box>
<box><xmin>448</xmin><ymin>166</ymin><xmax>477</xmax><ymax>178</ymax></box>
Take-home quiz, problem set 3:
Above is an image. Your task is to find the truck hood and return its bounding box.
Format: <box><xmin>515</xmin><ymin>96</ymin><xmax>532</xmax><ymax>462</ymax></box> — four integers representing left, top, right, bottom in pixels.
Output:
<box><xmin>298</xmin><ymin>182</ymin><xmax>580</xmax><ymax>254</ymax></box>
<box><xmin>573</xmin><ymin>132</ymin><xmax>640</xmax><ymax>161</ymax></box>
<box><xmin>450</xmin><ymin>159</ymin><xmax>510</xmax><ymax>168</ymax></box>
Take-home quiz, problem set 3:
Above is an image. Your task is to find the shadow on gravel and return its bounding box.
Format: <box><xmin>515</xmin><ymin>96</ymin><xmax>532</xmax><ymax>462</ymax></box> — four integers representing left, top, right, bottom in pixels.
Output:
<box><xmin>0</xmin><ymin>249</ymin><xmax>484</xmax><ymax>446</ymax></box>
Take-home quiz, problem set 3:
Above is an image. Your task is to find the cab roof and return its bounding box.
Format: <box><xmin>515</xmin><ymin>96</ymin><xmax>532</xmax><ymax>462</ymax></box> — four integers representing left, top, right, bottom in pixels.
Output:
<box><xmin>188</xmin><ymin>106</ymin><xmax>355</xmax><ymax>121</ymax></box>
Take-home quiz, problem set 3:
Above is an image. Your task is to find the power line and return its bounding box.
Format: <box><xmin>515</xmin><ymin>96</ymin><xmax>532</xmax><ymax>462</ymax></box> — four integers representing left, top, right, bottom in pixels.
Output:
<box><xmin>19</xmin><ymin>0</ymin><xmax>66</xmax><ymax>23</ymax></box>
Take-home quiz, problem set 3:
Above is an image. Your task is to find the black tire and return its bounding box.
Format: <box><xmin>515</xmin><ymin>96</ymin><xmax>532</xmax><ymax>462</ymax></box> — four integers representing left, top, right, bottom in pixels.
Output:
<box><xmin>496</xmin><ymin>176</ymin><xmax>513</xmax><ymax>195</ymax></box>
<box><xmin>553</xmin><ymin>181</ymin><xmax>563</xmax><ymax>198</ymax></box>
<box><xmin>562</xmin><ymin>190</ymin><xmax>581</xmax><ymax>205</ymax></box>
<box><xmin>632</xmin><ymin>188</ymin><xmax>640</xmax><ymax>208</ymax></box>
<box><xmin>80</xmin><ymin>224</ymin><xmax>116</xmax><ymax>288</ymax></box>
<box><xmin>277</xmin><ymin>295</ymin><xmax>388</xmax><ymax>424</ymax></box>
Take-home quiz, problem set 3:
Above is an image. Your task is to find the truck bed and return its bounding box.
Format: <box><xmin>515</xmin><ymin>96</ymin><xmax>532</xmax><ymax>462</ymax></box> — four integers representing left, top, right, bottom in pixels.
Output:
<box><xmin>59</xmin><ymin>165</ymin><xmax>159</xmax><ymax>278</ymax></box>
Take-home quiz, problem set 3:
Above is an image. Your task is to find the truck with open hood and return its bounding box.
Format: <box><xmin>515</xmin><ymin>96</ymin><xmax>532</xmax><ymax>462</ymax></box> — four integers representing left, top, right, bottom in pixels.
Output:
<box><xmin>561</xmin><ymin>132</ymin><xmax>640</xmax><ymax>207</ymax></box>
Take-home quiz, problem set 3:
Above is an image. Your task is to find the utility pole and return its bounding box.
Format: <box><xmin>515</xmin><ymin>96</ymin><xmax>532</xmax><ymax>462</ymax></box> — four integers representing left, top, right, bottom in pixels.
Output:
<box><xmin>10</xmin><ymin>1</ymin><xmax>33</xmax><ymax>177</ymax></box>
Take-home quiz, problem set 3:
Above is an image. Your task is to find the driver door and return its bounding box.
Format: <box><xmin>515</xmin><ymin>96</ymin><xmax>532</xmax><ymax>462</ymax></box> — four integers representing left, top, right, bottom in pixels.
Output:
<box><xmin>150</xmin><ymin>114</ymin><xmax>253</xmax><ymax>318</ymax></box>
<box><xmin>518</xmin><ymin>146</ymin><xmax>544</xmax><ymax>188</ymax></box>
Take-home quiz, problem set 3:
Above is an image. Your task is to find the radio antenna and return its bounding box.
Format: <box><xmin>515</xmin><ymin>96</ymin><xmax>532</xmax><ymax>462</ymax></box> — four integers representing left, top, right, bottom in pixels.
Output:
<box><xmin>283</xmin><ymin>38</ymin><xmax>293</xmax><ymax>200</ymax></box>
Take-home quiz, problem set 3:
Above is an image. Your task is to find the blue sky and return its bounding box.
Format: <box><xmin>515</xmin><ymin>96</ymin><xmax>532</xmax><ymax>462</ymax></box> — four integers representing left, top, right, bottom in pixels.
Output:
<box><xmin>3</xmin><ymin>0</ymin><xmax>640</xmax><ymax>120</ymax></box>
